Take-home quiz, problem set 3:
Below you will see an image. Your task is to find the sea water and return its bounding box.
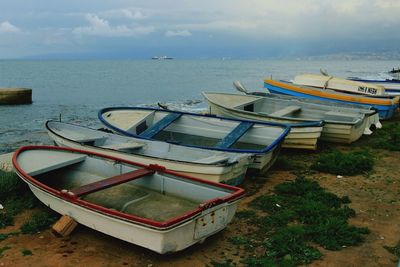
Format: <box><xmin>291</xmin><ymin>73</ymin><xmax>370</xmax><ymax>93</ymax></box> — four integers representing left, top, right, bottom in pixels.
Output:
<box><xmin>0</xmin><ymin>59</ymin><xmax>398</xmax><ymax>153</ymax></box>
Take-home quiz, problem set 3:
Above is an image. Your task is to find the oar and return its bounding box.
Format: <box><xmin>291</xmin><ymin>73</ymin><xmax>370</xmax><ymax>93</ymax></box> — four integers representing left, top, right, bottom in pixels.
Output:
<box><xmin>320</xmin><ymin>68</ymin><xmax>329</xmax><ymax>76</ymax></box>
<box><xmin>233</xmin><ymin>80</ymin><xmax>270</xmax><ymax>96</ymax></box>
<box><xmin>157</xmin><ymin>102</ymin><xmax>169</xmax><ymax>110</ymax></box>
<box><xmin>233</xmin><ymin>81</ymin><xmax>249</xmax><ymax>94</ymax></box>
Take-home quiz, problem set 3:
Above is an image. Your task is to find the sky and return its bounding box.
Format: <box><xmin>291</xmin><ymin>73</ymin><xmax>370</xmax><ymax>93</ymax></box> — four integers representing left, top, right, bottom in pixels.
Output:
<box><xmin>0</xmin><ymin>0</ymin><xmax>400</xmax><ymax>59</ymax></box>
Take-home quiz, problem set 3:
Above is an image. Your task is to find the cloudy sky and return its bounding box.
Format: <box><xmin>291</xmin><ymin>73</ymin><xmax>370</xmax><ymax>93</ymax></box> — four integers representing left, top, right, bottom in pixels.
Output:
<box><xmin>1</xmin><ymin>0</ymin><xmax>400</xmax><ymax>59</ymax></box>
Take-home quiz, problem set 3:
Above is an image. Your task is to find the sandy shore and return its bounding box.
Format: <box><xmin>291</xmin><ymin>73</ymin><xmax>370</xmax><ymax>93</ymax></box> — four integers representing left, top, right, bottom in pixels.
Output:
<box><xmin>1</xmin><ymin>133</ymin><xmax>399</xmax><ymax>266</ymax></box>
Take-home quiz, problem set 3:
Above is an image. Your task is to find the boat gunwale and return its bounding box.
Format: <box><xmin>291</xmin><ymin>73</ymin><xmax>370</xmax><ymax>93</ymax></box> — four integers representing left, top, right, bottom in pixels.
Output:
<box><xmin>12</xmin><ymin>145</ymin><xmax>245</xmax><ymax>230</ymax></box>
<box><xmin>202</xmin><ymin>91</ymin><xmax>364</xmax><ymax>126</ymax></box>
<box><xmin>348</xmin><ymin>77</ymin><xmax>400</xmax><ymax>84</ymax></box>
<box><xmin>45</xmin><ymin>120</ymin><xmax>239</xmax><ymax>167</ymax></box>
<box><xmin>98</xmin><ymin>107</ymin><xmax>292</xmax><ymax>154</ymax></box>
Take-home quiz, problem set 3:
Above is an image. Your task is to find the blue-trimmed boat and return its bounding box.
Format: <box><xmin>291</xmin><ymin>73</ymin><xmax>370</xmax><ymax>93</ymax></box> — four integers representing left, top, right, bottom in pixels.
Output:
<box><xmin>264</xmin><ymin>79</ymin><xmax>399</xmax><ymax>120</ymax></box>
<box><xmin>348</xmin><ymin>77</ymin><xmax>400</xmax><ymax>96</ymax></box>
<box><xmin>98</xmin><ymin>107</ymin><xmax>290</xmax><ymax>173</ymax></box>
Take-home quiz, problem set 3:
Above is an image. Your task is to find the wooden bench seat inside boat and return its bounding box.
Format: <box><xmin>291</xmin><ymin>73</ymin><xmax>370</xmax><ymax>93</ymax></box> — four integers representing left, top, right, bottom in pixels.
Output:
<box><xmin>100</xmin><ymin>141</ymin><xmax>145</xmax><ymax>151</ymax></box>
<box><xmin>24</xmin><ymin>153</ymin><xmax>87</xmax><ymax>176</ymax></box>
<box><xmin>216</xmin><ymin>122</ymin><xmax>254</xmax><ymax>149</ymax></box>
<box><xmin>233</xmin><ymin>99</ymin><xmax>261</xmax><ymax>110</ymax></box>
<box><xmin>139</xmin><ymin>113</ymin><xmax>182</xmax><ymax>139</ymax></box>
<box><xmin>324</xmin><ymin>111</ymin><xmax>357</xmax><ymax>117</ymax></box>
<box><xmin>193</xmin><ymin>155</ymin><xmax>230</xmax><ymax>164</ymax></box>
<box><xmin>68</xmin><ymin>168</ymin><xmax>155</xmax><ymax>197</ymax></box>
<box><xmin>269</xmin><ymin>105</ymin><xmax>302</xmax><ymax>117</ymax></box>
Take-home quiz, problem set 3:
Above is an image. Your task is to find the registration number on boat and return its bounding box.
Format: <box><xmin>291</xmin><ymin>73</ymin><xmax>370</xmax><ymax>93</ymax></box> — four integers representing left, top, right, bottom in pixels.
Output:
<box><xmin>194</xmin><ymin>207</ymin><xmax>228</xmax><ymax>240</ymax></box>
<box><xmin>358</xmin><ymin>86</ymin><xmax>377</xmax><ymax>95</ymax></box>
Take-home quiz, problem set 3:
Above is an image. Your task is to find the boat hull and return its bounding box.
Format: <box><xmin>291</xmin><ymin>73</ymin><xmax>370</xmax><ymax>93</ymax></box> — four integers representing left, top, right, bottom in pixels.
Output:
<box><xmin>13</xmin><ymin>146</ymin><xmax>245</xmax><ymax>254</ymax></box>
<box><xmin>207</xmin><ymin>102</ymin><xmax>322</xmax><ymax>150</ymax></box>
<box><xmin>348</xmin><ymin>78</ymin><xmax>400</xmax><ymax>96</ymax></box>
<box><xmin>48</xmin><ymin>130</ymin><xmax>249</xmax><ymax>185</ymax></box>
<box><xmin>25</xmin><ymin>179</ymin><xmax>239</xmax><ymax>254</ymax></box>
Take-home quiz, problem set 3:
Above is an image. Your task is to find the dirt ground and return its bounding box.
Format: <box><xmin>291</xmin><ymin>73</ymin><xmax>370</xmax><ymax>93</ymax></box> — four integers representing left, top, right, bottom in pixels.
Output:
<box><xmin>1</xmin><ymin>145</ymin><xmax>400</xmax><ymax>266</ymax></box>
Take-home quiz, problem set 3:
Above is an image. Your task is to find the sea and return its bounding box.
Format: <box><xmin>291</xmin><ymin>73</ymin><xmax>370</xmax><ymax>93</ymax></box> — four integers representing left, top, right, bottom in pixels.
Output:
<box><xmin>0</xmin><ymin>59</ymin><xmax>398</xmax><ymax>153</ymax></box>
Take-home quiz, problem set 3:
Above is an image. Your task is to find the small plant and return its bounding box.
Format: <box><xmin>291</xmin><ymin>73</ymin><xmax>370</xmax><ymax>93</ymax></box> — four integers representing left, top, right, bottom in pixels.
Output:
<box><xmin>0</xmin><ymin>246</ymin><xmax>11</xmax><ymax>257</ymax></box>
<box><xmin>311</xmin><ymin>150</ymin><xmax>373</xmax><ymax>175</ymax></box>
<box><xmin>228</xmin><ymin>236</ymin><xmax>251</xmax><ymax>246</ymax></box>
<box><xmin>264</xmin><ymin>225</ymin><xmax>322</xmax><ymax>265</ymax></box>
<box><xmin>367</xmin><ymin>122</ymin><xmax>400</xmax><ymax>151</ymax></box>
<box><xmin>235</xmin><ymin>210</ymin><xmax>257</xmax><ymax>220</ymax></box>
<box><xmin>21</xmin><ymin>211</ymin><xmax>57</xmax><ymax>234</ymax></box>
<box><xmin>273</xmin><ymin>156</ymin><xmax>302</xmax><ymax>171</ymax></box>
<box><xmin>0</xmin><ymin>170</ymin><xmax>27</xmax><ymax>202</ymax></box>
<box><xmin>21</xmin><ymin>249</ymin><xmax>33</xmax><ymax>256</ymax></box>
<box><xmin>0</xmin><ymin>232</ymin><xmax>19</xmax><ymax>241</ymax></box>
<box><xmin>384</xmin><ymin>240</ymin><xmax>400</xmax><ymax>258</ymax></box>
<box><xmin>0</xmin><ymin>213</ymin><xmax>14</xmax><ymax>228</ymax></box>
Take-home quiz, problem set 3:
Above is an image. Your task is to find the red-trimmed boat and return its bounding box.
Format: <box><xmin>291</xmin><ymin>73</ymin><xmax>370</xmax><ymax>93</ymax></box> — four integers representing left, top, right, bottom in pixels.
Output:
<box><xmin>13</xmin><ymin>146</ymin><xmax>245</xmax><ymax>254</ymax></box>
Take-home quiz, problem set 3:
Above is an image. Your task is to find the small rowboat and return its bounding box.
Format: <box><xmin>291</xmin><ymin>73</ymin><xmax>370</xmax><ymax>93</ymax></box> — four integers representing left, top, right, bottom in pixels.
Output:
<box><xmin>264</xmin><ymin>79</ymin><xmax>399</xmax><ymax>120</ymax></box>
<box><xmin>203</xmin><ymin>92</ymin><xmax>375</xmax><ymax>145</ymax></box>
<box><xmin>98</xmin><ymin>107</ymin><xmax>290</xmax><ymax>172</ymax></box>
<box><xmin>293</xmin><ymin>74</ymin><xmax>386</xmax><ymax>96</ymax></box>
<box><xmin>235</xmin><ymin>80</ymin><xmax>381</xmax><ymax>130</ymax></box>
<box><xmin>348</xmin><ymin>77</ymin><xmax>400</xmax><ymax>96</ymax></box>
<box><xmin>13</xmin><ymin>146</ymin><xmax>245</xmax><ymax>254</ymax></box>
<box><xmin>46</xmin><ymin>120</ymin><xmax>252</xmax><ymax>185</ymax></box>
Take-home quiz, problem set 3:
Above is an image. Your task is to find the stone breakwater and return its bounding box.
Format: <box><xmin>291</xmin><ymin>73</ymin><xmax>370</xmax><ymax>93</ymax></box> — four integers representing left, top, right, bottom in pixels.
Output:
<box><xmin>0</xmin><ymin>88</ymin><xmax>32</xmax><ymax>105</ymax></box>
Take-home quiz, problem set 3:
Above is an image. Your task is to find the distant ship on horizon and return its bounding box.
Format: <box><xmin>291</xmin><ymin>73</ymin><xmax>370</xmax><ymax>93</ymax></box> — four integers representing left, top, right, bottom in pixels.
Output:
<box><xmin>151</xmin><ymin>56</ymin><xmax>174</xmax><ymax>60</ymax></box>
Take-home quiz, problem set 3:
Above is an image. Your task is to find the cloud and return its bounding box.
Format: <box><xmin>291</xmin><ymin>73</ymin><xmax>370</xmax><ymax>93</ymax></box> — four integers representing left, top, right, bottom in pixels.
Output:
<box><xmin>100</xmin><ymin>8</ymin><xmax>148</xmax><ymax>20</ymax></box>
<box><xmin>72</xmin><ymin>14</ymin><xmax>154</xmax><ymax>37</ymax></box>
<box><xmin>165</xmin><ymin>29</ymin><xmax>192</xmax><ymax>37</ymax></box>
<box><xmin>0</xmin><ymin>21</ymin><xmax>21</xmax><ymax>33</ymax></box>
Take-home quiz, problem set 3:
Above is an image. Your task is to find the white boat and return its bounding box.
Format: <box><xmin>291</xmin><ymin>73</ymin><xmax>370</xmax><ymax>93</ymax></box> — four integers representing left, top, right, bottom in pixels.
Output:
<box><xmin>46</xmin><ymin>120</ymin><xmax>252</xmax><ymax>185</ymax></box>
<box><xmin>98</xmin><ymin>107</ymin><xmax>290</xmax><ymax>172</ymax></box>
<box><xmin>234</xmin><ymin>81</ymin><xmax>382</xmax><ymax>132</ymax></box>
<box><xmin>294</xmin><ymin>73</ymin><xmax>386</xmax><ymax>96</ymax></box>
<box><xmin>203</xmin><ymin>92</ymin><xmax>376</xmax><ymax>145</ymax></box>
<box><xmin>13</xmin><ymin>145</ymin><xmax>245</xmax><ymax>254</ymax></box>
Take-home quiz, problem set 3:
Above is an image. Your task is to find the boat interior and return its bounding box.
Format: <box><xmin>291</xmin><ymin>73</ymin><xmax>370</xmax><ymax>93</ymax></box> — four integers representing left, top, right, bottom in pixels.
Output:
<box><xmin>19</xmin><ymin>149</ymin><xmax>234</xmax><ymax>222</ymax></box>
<box><xmin>231</xmin><ymin>96</ymin><xmax>362</xmax><ymax>124</ymax></box>
<box><xmin>102</xmin><ymin>110</ymin><xmax>285</xmax><ymax>151</ymax></box>
<box><xmin>48</xmin><ymin>122</ymin><xmax>237</xmax><ymax>165</ymax></box>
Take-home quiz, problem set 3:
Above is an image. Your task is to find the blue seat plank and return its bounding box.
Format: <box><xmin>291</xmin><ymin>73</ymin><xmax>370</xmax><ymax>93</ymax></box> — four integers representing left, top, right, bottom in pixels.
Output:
<box><xmin>216</xmin><ymin>122</ymin><xmax>254</xmax><ymax>149</ymax></box>
<box><xmin>139</xmin><ymin>113</ymin><xmax>182</xmax><ymax>139</ymax></box>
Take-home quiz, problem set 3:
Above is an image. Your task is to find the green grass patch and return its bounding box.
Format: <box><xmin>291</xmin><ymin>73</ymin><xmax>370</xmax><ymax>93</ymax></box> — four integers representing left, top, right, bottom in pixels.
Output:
<box><xmin>21</xmin><ymin>249</ymin><xmax>33</xmax><ymax>256</ymax></box>
<box><xmin>0</xmin><ymin>231</ymin><xmax>19</xmax><ymax>241</ymax></box>
<box><xmin>228</xmin><ymin>236</ymin><xmax>251</xmax><ymax>246</ymax></box>
<box><xmin>0</xmin><ymin>170</ymin><xmax>28</xmax><ymax>202</ymax></box>
<box><xmin>230</xmin><ymin>177</ymin><xmax>368</xmax><ymax>266</ymax></box>
<box><xmin>311</xmin><ymin>150</ymin><xmax>373</xmax><ymax>175</ymax></box>
<box><xmin>384</xmin><ymin>240</ymin><xmax>400</xmax><ymax>258</ymax></box>
<box><xmin>235</xmin><ymin>210</ymin><xmax>257</xmax><ymax>220</ymax></box>
<box><xmin>21</xmin><ymin>211</ymin><xmax>58</xmax><ymax>234</ymax></box>
<box><xmin>273</xmin><ymin>156</ymin><xmax>303</xmax><ymax>171</ymax></box>
<box><xmin>0</xmin><ymin>170</ymin><xmax>38</xmax><ymax>229</ymax></box>
<box><xmin>0</xmin><ymin>246</ymin><xmax>11</xmax><ymax>257</ymax></box>
<box><xmin>364</xmin><ymin>122</ymin><xmax>400</xmax><ymax>151</ymax></box>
